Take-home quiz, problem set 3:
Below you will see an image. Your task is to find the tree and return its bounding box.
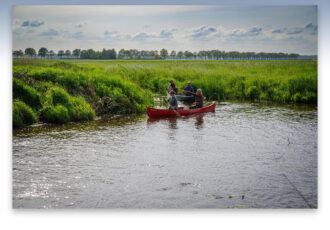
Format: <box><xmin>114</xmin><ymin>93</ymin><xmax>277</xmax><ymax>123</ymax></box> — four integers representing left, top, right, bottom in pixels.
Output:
<box><xmin>177</xmin><ymin>51</ymin><xmax>183</xmax><ymax>59</ymax></box>
<box><xmin>160</xmin><ymin>48</ymin><xmax>168</xmax><ymax>59</ymax></box>
<box><xmin>25</xmin><ymin>48</ymin><xmax>36</xmax><ymax>56</ymax></box>
<box><xmin>38</xmin><ymin>47</ymin><xmax>48</xmax><ymax>57</ymax></box>
<box><xmin>73</xmin><ymin>49</ymin><xmax>81</xmax><ymax>57</ymax></box>
<box><xmin>65</xmin><ymin>50</ymin><xmax>71</xmax><ymax>56</ymax></box>
<box><xmin>184</xmin><ymin>51</ymin><xmax>193</xmax><ymax>59</ymax></box>
<box><xmin>58</xmin><ymin>50</ymin><xmax>64</xmax><ymax>57</ymax></box>
<box><xmin>118</xmin><ymin>49</ymin><xmax>125</xmax><ymax>59</ymax></box>
<box><xmin>13</xmin><ymin>50</ymin><xmax>24</xmax><ymax>57</ymax></box>
<box><xmin>170</xmin><ymin>50</ymin><xmax>176</xmax><ymax>59</ymax></box>
<box><xmin>48</xmin><ymin>50</ymin><xmax>55</xmax><ymax>57</ymax></box>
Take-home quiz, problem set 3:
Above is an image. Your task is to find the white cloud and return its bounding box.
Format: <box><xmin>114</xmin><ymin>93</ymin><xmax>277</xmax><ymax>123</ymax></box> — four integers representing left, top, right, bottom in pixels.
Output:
<box><xmin>185</xmin><ymin>25</ymin><xmax>218</xmax><ymax>40</ymax></box>
<box><xmin>75</xmin><ymin>22</ymin><xmax>87</xmax><ymax>28</ymax></box>
<box><xmin>38</xmin><ymin>29</ymin><xmax>59</xmax><ymax>36</ymax></box>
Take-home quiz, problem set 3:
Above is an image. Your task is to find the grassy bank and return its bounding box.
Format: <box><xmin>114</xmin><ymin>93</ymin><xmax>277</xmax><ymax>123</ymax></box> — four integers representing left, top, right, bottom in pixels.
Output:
<box><xmin>13</xmin><ymin>59</ymin><xmax>317</xmax><ymax>128</ymax></box>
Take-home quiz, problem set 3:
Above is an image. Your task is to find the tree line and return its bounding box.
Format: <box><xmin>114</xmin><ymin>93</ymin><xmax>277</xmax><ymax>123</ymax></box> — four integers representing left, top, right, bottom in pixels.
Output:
<box><xmin>13</xmin><ymin>47</ymin><xmax>300</xmax><ymax>60</ymax></box>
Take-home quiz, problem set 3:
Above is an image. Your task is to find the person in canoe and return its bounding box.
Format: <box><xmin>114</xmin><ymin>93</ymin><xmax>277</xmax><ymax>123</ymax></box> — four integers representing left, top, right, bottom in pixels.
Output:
<box><xmin>187</xmin><ymin>89</ymin><xmax>205</xmax><ymax>109</ymax></box>
<box><xmin>167</xmin><ymin>80</ymin><xmax>178</xmax><ymax>95</ymax></box>
<box><xmin>183</xmin><ymin>81</ymin><xmax>194</xmax><ymax>96</ymax></box>
<box><xmin>163</xmin><ymin>90</ymin><xmax>178</xmax><ymax>110</ymax></box>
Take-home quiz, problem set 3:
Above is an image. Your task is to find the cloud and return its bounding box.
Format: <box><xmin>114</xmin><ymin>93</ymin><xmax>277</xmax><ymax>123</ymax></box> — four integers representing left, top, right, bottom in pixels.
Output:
<box><xmin>304</xmin><ymin>23</ymin><xmax>317</xmax><ymax>35</ymax></box>
<box><xmin>272</xmin><ymin>29</ymin><xmax>284</xmax><ymax>34</ymax></box>
<box><xmin>38</xmin><ymin>28</ymin><xmax>59</xmax><ymax>36</ymax></box>
<box><xmin>21</xmin><ymin>20</ymin><xmax>44</xmax><ymax>27</ymax></box>
<box><xmin>72</xmin><ymin>31</ymin><xmax>84</xmax><ymax>39</ymax></box>
<box><xmin>159</xmin><ymin>30</ymin><xmax>173</xmax><ymax>39</ymax></box>
<box><xmin>13</xmin><ymin>19</ymin><xmax>20</xmax><ymax>25</ymax></box>
<box><xmin>132</xmin><ymin>32</ymin><xmax>156</xmax><ymax>41</ymax></box>
<box><xmin>31</xmin><ymin>20</ymin><xmax>44</xmax><ymax>27</ymax></box>
<box><xmin>286</xmin><ymin>28</ymin><xmax>303</xmax><ymax>35</ymax></box>
<box><xmin>75</xmin><ymin>22</ymin><xmax>87</xmax><ymax>28</ymax></box>
<box><xmin>129</xmin><ymin>29</ymin><xmax>175</xmax><ymax>41</ymax></box>
<box><xmin>142</xmin><ymin>25</ymin><xmax>151</xmax><ymax>29</ymax></box>
<box><xmin>21</xmin><ymin>21</ymin><xmax>29</xmax><ymax>27</ymax></box>
<box><xmin>230</xmin><ymin>27</ymin><xmax>262</xmax><ymax>37</ymax></box>
<box><xmin>187</xmin><ymin>25</ymin><xmax>217</xmax><ymax>39</ymax></box>
<box><xmin>271</xmin><ymin>23</ymin><xmax>317</xmax><ymax>36</ymax></box>
<box><xmin>104</xmin><ymin>30</ymin><xmax>117</xmax><ymax>36</ymax></box>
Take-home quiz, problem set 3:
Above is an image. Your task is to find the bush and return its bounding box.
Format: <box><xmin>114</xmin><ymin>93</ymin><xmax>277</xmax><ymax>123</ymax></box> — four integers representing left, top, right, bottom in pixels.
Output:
<box><xmin>40</xmin><ymin>105</ymin><xmax>70</xmax><ymax>124</ymax></box>
<box><xmin>13</xmin><ymin>100</ymin><xmax>37</xmax><ymax>128</ymax></box>
<box><xmin>71</xmin><ymin>96</ymin><xmax>95</xmax><ymax>121</ymax></box>
<box><xmin>13</xmin><ymin>78</ymin><xmax>41</xmax><ymax>109</ymax></box>
<box><xmin>41</xmin><ymin>86</ymin><xmax>95</xmax><ymax>123</ymax></box>
<box><xmin>45</xmin><ymin>86</ymin><xmax>71</xmax><ymax>107</ymax></box>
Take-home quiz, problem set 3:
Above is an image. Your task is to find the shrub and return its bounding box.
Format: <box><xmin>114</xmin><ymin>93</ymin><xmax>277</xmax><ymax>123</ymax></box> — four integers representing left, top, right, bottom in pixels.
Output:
<box><xmin>13</xmin><ymin>78</ymin><xmax>41</xmax><ymax>109</ymax></box>
<box><xmin>13</xmin><ymin>100</ymin><xmax>37</xmax><ymax>128</ymax></box>
<box><xmin>40</xmin><ymin>105</ymin><xmax>70</xmax><ymax>124</ymax></box>
<box><xmin>41</xmin><ymin>86</ymin><xmax>95</xmax><ymax>123</ymax></box>
<box><xmin>45</xmin><ymin>86</ymin><xmax>71</xmax><ymax>107</ymax></box>
<box><xmin>71</xmin><ymin>96</ymin><xmax>95</xmax><ymax>121</ymax></box>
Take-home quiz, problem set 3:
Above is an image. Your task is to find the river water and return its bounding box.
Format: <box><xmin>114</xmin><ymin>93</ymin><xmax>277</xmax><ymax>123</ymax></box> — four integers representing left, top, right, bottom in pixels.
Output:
<box><xmin>13</xmin><ymin>102</ymin><xmax>317</xmax><ymax>208</ymax></box>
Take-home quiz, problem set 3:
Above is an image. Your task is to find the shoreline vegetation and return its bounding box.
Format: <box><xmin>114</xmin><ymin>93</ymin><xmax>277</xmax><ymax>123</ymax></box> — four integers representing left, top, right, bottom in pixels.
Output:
<box><xmin>13</xmin><ymin>59</ymin><xmax>317</xmax><ymax>128</ymax></box>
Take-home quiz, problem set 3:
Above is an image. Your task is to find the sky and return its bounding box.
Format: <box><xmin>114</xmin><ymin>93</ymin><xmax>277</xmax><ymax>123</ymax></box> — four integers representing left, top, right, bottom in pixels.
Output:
<box><xmin>12</xmin><ymin>5</ymin><xmax>317</xmax><ymax>55</ymax></box>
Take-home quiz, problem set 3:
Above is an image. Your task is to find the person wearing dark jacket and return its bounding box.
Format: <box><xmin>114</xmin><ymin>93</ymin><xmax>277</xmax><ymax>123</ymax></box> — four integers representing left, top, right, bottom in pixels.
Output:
<box><xmin>167</xmin><ymin>80</ymin><xmax>178</xmax><ymax>94</ymax></box>
<box><xmin>183</xmin><ymin>82</ymin><xmax>194</xmax><ymax>96</ymax></box>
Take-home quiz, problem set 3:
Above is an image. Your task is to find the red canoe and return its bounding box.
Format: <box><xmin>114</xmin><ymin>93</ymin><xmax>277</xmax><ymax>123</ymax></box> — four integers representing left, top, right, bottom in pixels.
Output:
<box><xmin>147</xmin><ymin>102</ymin><xmax>216</xmax><ymax>118</ymax></box>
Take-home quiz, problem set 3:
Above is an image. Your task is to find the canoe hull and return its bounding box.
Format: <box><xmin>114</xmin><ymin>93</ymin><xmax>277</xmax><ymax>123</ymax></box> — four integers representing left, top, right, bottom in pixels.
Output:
<box><xmin>147</xmin><ymin>102</ymin><xmax>216</xmax><ymax>118</ymax></box>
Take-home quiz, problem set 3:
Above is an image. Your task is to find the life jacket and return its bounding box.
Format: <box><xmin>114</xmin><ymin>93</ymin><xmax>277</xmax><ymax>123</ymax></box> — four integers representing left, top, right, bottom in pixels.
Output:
<box><xmin>170</xmin><ymin>83</ymin><xmax>178</xmax><ymax>94</ymax></box>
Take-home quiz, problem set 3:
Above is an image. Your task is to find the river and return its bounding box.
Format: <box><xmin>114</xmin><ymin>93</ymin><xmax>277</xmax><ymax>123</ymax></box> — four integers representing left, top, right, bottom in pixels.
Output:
<box><xmin>13</xmin><ymin>102</ymin><xmax>317</xmax><ymax>208</ymax></box>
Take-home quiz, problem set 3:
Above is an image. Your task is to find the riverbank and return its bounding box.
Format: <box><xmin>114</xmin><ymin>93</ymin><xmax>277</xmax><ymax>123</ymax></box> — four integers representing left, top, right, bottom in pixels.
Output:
<box><xmin>13</xmin><ymin>59</ymin><xmax>317</xmax><ymax>128</ymax></box>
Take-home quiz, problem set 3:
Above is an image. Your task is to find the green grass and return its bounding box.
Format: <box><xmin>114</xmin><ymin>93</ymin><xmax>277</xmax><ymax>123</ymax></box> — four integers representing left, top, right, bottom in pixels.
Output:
<box><xmin>13</xmin><ymin>59</ymin><xmax>317</xmax><ymax>127</ymax></box>
<box><xmin>13</xmin><ymin>100</ymin><xmax>37</xmax><ymax>128</ymax></box>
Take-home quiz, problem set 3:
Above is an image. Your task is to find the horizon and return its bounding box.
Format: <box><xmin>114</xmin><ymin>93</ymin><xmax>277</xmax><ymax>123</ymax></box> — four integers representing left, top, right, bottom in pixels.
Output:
<box><xmin>12</xmin><ymin>5</ymin><xmax>318</xmax><ymax>55</ymax></box>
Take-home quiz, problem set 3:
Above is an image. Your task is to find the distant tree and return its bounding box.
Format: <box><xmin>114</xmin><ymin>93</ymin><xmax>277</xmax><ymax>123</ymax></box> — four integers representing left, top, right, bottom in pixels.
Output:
<box><xmin>73</xmin><ymin>49</ymin><xmax>81</xmax><ymax>57</ymax></box>
<box><xmin>65</xmin><ymin>50</ymin><xmax>71</xmax><ymax>56</ymax></box>
<box><xmin>13</xmin><ymin>50</ymin><xmax>24</xmax><ymax>57</ymax></box>
<box><xmin>110</xmin><ymin>49</ymin><xmax>117</xmax><ymax>59</ymax></box>
<box><xmin>193</xmin><ymin>52</ymin><xmax>197</xmax><ymax>59</ymax></box>
<box><xmin>100</xmin><ymin>48</ymin><xmax>116</xmax><ymax>59</ymax></box>
<box><xmin>48</xmin><ymin>50</ymin><xmax>55</xmax><ymax>57</ymax></box>
<box><xmin>38</xmin><ymin>47</ymin><xmax>48</xmax><ymax>57</ymax></box>
<box><xmin>118</xmin><ymin>49</ymin><xmax>125</xmax><ymax>59</ymax></box>
<box><xmin>170</xmin><ymin>50</ymin><xmax>176</xmax><ymax>59</ymax></box>
<box><xmin>184</xmin><ymin>51</ymin><xmax>193</xmax><ymax>59</ymax></box>
<box><xmin>198</xmin><ymin>50</ymin><xmax>206</xmax><ymax>60</ymax></box>
<box><xmin>25</xmin><ymin>48</ymin><xmax>36</xmax><ymax>56</ymax></box>
<box><xmin>160</xmin><ymin>48</ymin><xmax>168</xmax><ymax>59</ymax></box>
<box><xmin>177</xmin><ymin>51</ymin><xmax>183</xmax><ymax>59</ymax></box>
<box><xmin>80</xmin><ymin>50</ymin><xmax>88</xmax><ymax>59</ymax></box>
<box><xmin>58</xmin><ymin>50</ymin><xmax>64</xmax><ymax>57</ymax></box>
<box><xmin>288</xmin><ymin>53</ymin><xmax>299</xmax><ymax>59</ymax></box>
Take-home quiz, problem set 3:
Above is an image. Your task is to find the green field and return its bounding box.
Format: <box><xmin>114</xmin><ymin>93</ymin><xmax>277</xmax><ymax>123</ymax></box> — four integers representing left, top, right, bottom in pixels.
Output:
<box><xmin>13</xmin><ymin>59</ymin><xmax>317</xmax><ymax>128</ymax></box>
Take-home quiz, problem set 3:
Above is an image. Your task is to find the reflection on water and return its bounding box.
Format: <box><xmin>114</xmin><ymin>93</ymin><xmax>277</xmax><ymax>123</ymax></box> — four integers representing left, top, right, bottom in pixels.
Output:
<box><xmin>195</xmin><ymin>115</ymin><xmax>204</xmax><ymax>130</ymax></box>
<box><xmin>13</xmin><ymin>102</ymin><xmax>317</xmax><ymax>208</ymax></box>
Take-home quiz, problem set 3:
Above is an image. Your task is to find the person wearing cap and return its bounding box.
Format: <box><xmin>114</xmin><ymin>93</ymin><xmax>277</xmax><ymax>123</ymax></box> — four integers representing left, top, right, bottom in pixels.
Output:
<box><xmin>167</xmin><ymin>80</ymin><xmax>178</xmax><ymax>94</ymax></box>
<box><xmin>163</xmin><ymin>90</ymin><xmax>178</xmax><ymax>110</ymax></box>
<box><xmin>183</xmin><ymin>82</ymin><xmax>194</xmax><ymax>96</ymax></box>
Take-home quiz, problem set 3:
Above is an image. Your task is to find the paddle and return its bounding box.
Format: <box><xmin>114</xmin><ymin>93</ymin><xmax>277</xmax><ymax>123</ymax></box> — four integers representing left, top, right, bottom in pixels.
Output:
<box><xmin>162</xmin><ymin>96</ymin><xmax>180</xmax><ymax>117</ymax></box>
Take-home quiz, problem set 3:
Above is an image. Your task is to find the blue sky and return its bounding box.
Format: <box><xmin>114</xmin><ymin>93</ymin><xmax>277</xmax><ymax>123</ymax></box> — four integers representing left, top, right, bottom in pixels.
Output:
<box><xmin>12</xmin><ymin>5</ymin><xmax>317</xmax><ymax>55</ymax></box>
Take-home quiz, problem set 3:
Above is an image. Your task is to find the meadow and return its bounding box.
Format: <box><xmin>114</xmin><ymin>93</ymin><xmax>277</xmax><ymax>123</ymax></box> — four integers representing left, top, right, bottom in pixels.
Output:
<box><xmin>13</xmin><ymin>59</ymin><xmax>317</xmax><ymax>128</ymax></box>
